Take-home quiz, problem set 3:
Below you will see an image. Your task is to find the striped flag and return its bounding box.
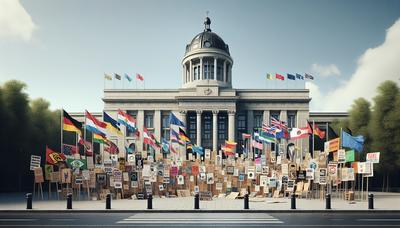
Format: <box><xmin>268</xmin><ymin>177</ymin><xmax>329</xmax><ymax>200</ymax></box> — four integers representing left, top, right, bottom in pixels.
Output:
<box><xmin>296</xmin><ymin>73</ymin><xmax>304</xmax><ymax>80</ymax></box>
<box><xmin>104</xmin><ymin>73</ymin><xmax>113</xmax><ymax>80</ymax></box>
<box><xmin>266</xmin><ymin>73</ymin><xmax>274</xmax><ymax>80</ymax></box>
<box><xmin>124</xmin><ymin>73</ymin><xmax>132</xmax><ymax>82</ymax></box>
<box><xmin>136</xmin><ymin>73</ymin><xmax>144</xmax><ymax>81</ymax></box>
<box><xmin>271</xmin><ymin>117</ymin><xmax>288</xmax><ymax>130</ymax></box>
<box><xmin>276</xmin><ymin>73</ymin><xmax>284</xmax><ymax>80</ymax></box>
<box><xmin>305</xmin><ymin>73</ymin><xmax>314</xmax><ymax>80</ymax></box>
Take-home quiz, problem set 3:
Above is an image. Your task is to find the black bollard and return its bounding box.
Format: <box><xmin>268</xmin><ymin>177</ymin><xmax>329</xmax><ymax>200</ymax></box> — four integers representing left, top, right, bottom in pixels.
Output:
<box><xmin>67</xmin><ymin>193</ymin><xmax>72</xmax><ymax>209</ymax></box>
<box><xmin>244</xmin><ymin>194</ymin><xmax>249</xmax><ymax>209</ymax></box>
<box><xmin>26</xmin><ymin>193</ymin><xmax>32</xmax><ymax>209</ymax></box>
<box><xmin>291</xmin><ymin>194</ymin><xmax>296</xmax><ymax>209</ymax></box>
<box><xmin>194</xmin><ymin>193</ymin><xmax>200</xmax><ymax>209</ymax></box>
<box><xmin>325</xmin><ymin>193</ymin><xmax>331</xmax><ymax>209</ymax></box>
<box><xmin>147</xmin><ymin>194</ymin><xmax>153</xmax><ymax>209</ymax></box>
<box><xmin>368</xmin><ymin>193</ymin><xmax>374</xmax><ymax>209</ymax></box>
<box><xmin>106</xmin><ymin>193</ymin><xmax>111</xmax><ymax>209</ymax></box>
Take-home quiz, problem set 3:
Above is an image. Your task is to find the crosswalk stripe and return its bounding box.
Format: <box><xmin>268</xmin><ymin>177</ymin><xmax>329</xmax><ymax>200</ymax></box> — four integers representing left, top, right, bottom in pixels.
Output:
<box><xmin>123</xmin><ymin>218</ymin><xmax>279</xmax><ymax>221</ymax></box>
<box><xmin>117</xmin><ymin>220</ymin><xmax>284</xmax><ymax>224</ymax></box>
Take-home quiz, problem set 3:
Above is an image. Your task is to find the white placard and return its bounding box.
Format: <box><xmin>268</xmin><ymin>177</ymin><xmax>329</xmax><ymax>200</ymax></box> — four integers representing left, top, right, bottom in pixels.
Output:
<box><xmin>366</xmin><ymin>152</ymin><xmax>380</xmax><ymax>164</ymax></box>
<box><xmin>30</xmin><ymin>155</ymin><xmax>41</xmax><ymax>171</ymax></box>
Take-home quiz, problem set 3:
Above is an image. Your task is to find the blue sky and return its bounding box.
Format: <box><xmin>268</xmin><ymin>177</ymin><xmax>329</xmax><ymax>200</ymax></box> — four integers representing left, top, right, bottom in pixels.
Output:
<box><xmin>1</xmin><ymin>0</ymin><xmax>400</xmax><ymax>112</ymax></box>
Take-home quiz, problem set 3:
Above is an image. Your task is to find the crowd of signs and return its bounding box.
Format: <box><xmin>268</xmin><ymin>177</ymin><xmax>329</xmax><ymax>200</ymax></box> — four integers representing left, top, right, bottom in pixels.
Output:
<box><xmin>30</xmin><ymin>137</ymin><xmax>380</xmax><ymax>200</ymax></box>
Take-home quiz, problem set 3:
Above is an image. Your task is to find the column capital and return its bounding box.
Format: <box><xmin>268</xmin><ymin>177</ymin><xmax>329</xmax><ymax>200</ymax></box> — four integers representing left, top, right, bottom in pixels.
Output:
<box><xmin>179</xmin><ymin>110</ymin><xmax>187</xmax><ymax>114</ymax></box>
<box><xmin>212</xmin><ymin>110</ymin><xmax>219</xmax><ymax>115</ymax></box>
<box><xmin>227</xmin><ymin>110</ymin><xmax>236</xmax><ymax>115</ymax></box>
<box><xmin>196</xmin><ymin>110</ymin><xmax>203</xmax><ymax>115</ymax></box>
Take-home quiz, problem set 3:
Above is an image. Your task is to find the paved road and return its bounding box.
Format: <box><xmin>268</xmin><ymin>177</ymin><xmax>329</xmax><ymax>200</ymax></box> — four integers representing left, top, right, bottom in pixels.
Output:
<box><xmin>0</xmin><ymin>212</ymin><xmax>399</xmax><ymax>227</ymax></box>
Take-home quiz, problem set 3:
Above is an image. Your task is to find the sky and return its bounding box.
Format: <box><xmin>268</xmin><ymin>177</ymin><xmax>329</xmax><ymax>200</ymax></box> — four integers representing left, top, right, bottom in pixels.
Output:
<box><xmin>0</xmin><ymin>0</ymin><xmax>400</xmax><ymax>112</ymax></box>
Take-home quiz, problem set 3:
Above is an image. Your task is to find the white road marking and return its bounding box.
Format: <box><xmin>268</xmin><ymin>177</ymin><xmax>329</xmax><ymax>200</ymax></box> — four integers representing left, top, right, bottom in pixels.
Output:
<box><xmin>117</xmin><ymin>220</ymin><xmax>284</xmax><ymax>224</ymax></box>
<box><xmin>48</xmin><ymin>219</ymin><xmax>77</xmax><ymax>221</ymax></box>
<box><xmin>358</xmin><ymin>219</ymin><xmax>400</xmax><ymax>221</ymax></box>
<box><xmin>0</xmin><ymin>219</ymin><xmax>37</xmax><ymax>221</ymax></box>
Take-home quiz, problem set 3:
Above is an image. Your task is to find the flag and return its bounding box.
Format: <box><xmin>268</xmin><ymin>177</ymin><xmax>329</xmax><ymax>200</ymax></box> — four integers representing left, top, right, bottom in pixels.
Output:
<box><xmin>169</xmin><ymin>112</ymin><xmax>185</xmax><ymax>127</ymax></box>
<box><xmin>114</xmin><ymin>73</ymin><xmax>121</xmax><ymax>80</ymax></box>
<box><xmin>85</xmin><ymin>110</ymin><xmax>107</xmax><ymax>137</ymax></box>
<box><xmin>62</xmin><ymin>144</ymin><xmax>78</xmax><ymax>155</ymax></box>
<box><xmin>93</xmin><ymin>133</ymin><xmax>108</xmax><ymax>145</ymax></box>
<box><xmin>242</xmin><ymin>133</ymin><xmax>251</xmax><ymax>140</ymax></box>
<box><xmin>222</xmin><ymin>145</ymin><xmax>235</xmax><ymax>156</ymax></box>
<box><xmin>162</xmin><ymin>139</ymin><xmax>170</xmax><ymax>153</ymax></box>
<box><xmin>313</xmin><ymin>122</ymin><xmax>326</xmax><ymax>139</ymax></box>
<box><xmin>276</xmin><ymin>73</ymin><xmax>284</xmax><ymax>80</ymax></box>
<box><xmin>259</xmin><ymin>131</ymin><xmax>275</xmax><ymax>143</ymax></box>
<box><xmin>136</xmin><ymin>73</ymin><xmax>144</xmax><ymax>81</ymax></box>
<box><xmin>225</xmin><ymin>140</ymin><xmax>237</xmax><ymax>147</ymax></box>
<box><xmin>271</xmin><ymin>117</ymin><xmax>287</xmax><ymax>130</ymax></box>
<box><xmin>104</xmin><ymin>73</ymin><xmax>112</xmax><ymax>80</ymax></box>
<box><xmin>103</xmin><ymin>112</ymin><xmax>122</xmax><ymax>135</ymax></box>
<box><xmin>124</xmin><ymin>73</ymin><xmax>132</xmax><ymax>82</ymax></box>
<box><xmin>63</xmin><ymin>110</ymin><xmax>82</xmax><ymax>135</ymax></box>
<box><xmin>117</xmin><ymin>109</ymin><xmax>137</xmax><ymax>131</ymax></box>
<box><xmin>78</xmin><ymin>137</ymin><xmax>92</xmax><ymax>152</ymax></box>
<box><xmin>150</xmin><ymin>132</ymin><xmax>161</xmax><ymax>148</ymax></box>
<box><xmin>169</xmin><ymin>144</ymin><xmax>177</xmax><ymax>153</ymax></box>
<box><xmin>143</xmin><ymin>127</ymin><xmax>153</xmax><ymax>145</ymax></box>
<box><xmin>275</xmin><ymin>129</ymin><xmax>290</xmax><ymax>139</ymax></box>
<box><xmin>46</xmin><ymin>146</ymin><xmax>66</xmax><ymax>165</ymax></box>
<box><xmin>179</xmin><ymin>127</ymin><xmax>190</xmax><ymax>142</ymax></box>
<box><xmin>346</xmin><ymin>150</ymin><xmax>355</xmax><ymax>162</ymax></box>
<box><xmin>287</xmin><ymin>74</ymin><xmax>296</xmax><ymax>80</ymax></box>
<box><xmin>266</xmin><ymin>73</ymin><xmax>274</xmax><ymax>80</ymax></box>
<box><xmin>305</xmin><ymin>73</ymin><xmax>314</xmax><ymax>80</ymax></box>
<box><xmin>252</xmin><ymin>140</ymin><xmax>263</xmax><ymax>150</ymax></box>
<box><xmin>192</xmin><ymin>145</ymin><xmax>204</xmax><ymax>155</ymax></box>
<box><xmin>296</xmin><ymin>73</ymin><xmax>304</xmax><ymax>80</ymax></box>
<box><xmin>66</xmin><ymin>158</ymin><xmax>87</xmax><ymax>170</ymax></box>
<box><xmin>262</xmin><ymin>122</ymin><xmax>277</xmax><ymax>133</ymax></box>
<box><xmin>290</xmin><ymin>127</ymin><xmax>311</xmax><ymax>140</ymax></box>
<box><xmin>170</xmin><ymin>129</ymin><xmax>181</xmax><ymax>143</ymax></box>
<box><xmin>341</xmin><ymin>130</ymin><xmax>364</xmax><ymax>152</ymax></box>
<box><xmin>104</xmin><ymin>141</ymin><xmax>119</xmax><ymax>154</ymax></box>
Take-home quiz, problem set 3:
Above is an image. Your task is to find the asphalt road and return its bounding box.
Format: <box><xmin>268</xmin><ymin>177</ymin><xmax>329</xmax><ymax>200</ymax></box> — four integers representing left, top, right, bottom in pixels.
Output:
<box><xmin>0</xmin><ymin>212</ymin><xmax>399</xmax><ymax>227</ymax></box>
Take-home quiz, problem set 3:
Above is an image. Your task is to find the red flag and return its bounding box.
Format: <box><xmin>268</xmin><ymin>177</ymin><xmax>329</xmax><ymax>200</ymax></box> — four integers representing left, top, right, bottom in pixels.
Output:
<box><xmin>136</xmin><ymin>73</ymin><xmax>144</xmax><ymax>81</ymax></box>
<box><xmin>46</xmin><ymin>146</ymin><xmax>66</xmax><ymax>165</ymax></box>
<box><xmin>276</xmin><ymin>73</ymin><xmax>284</xmax><ymax>80</ymax></box>
<box><xmin>313</xmin><ymin>123</ymin><xmax>326</xmax><ymax>139</ymax></box>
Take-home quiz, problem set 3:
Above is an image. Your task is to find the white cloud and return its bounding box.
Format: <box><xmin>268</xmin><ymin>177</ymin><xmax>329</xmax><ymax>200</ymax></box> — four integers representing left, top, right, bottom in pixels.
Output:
<box><xmin>311</xmin><ymin>63</ymin><xmax>341</xmax><ymax>77</ymax></box>
<box><xmin>0</xmin><ymin>0</ymin><xmax>36</xmax><ymax>42</ymax></box>
<box><xmin>310</xmin><ymin>18</ymin><xmax>400</xmax><ymax>111</ymax></box>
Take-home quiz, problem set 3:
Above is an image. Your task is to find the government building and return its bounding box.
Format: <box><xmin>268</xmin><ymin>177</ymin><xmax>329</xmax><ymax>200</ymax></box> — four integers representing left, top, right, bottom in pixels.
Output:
<box><xmin>73</xmin><ymin>17</ymin><xmax>347</xmax><ymax>157</ymax></box>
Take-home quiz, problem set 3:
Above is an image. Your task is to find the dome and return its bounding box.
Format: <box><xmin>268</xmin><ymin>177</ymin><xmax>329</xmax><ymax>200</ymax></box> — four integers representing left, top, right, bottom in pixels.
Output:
<box><xmin>185</xmin><ymin>17</ymin><xmax>230</xmax><ymax>54</ymax></box>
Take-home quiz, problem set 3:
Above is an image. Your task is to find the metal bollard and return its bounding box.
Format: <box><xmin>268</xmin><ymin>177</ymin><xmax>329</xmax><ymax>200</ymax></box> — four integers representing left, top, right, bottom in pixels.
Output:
<box><xmin>368</xmin><ymin>193</ymin><xmax>374</xmax><ymax>209</ymax></box>
<box><xmin>147</xmin><ymin>194</ymin><xmax>153</xmax><ymax>209</ymax></box>
<box><xmin>291</xmin><ymin>194</ymin><xmax>296</xmax><ymax>209</ymax></box>
<box><xmin>325</xmin><ymin>193</ymin><xmax>331</xmax><ymax>209</ymax></box>
<box><xmin>67</xmin><ymin>193</ymin><xmax>72</xmax><ymax>209</ymax></box>
<box><xmin>106</xmin><ymin>193</ymin><xmax>111</xmax><ymax>209</ymax></box>
<box><xmin>26</xmin><ymin>193</ymin><xmax>32</xmax><ymax>209</ymax></box>
<box><xmin>194</xmin><ymin>193</ymin><xmax>200</xmax><ymax>209</ymax></box>
<box><xmin>244</xmin><ymin>194</ymin><xmax>249</xmax><ymax>209</ymax></box>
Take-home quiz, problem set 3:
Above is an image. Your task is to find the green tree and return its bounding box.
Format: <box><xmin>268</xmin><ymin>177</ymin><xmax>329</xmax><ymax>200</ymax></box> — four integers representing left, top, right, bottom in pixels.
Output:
<box><xmin>348</xmin><ymin>98</ymin><xmax>371</xmax><ymax>159</ymax></box>
<box><xmin>370</xmin><ymin>80</ymin><xmax>400</xmax><ymax>191</ymax></box>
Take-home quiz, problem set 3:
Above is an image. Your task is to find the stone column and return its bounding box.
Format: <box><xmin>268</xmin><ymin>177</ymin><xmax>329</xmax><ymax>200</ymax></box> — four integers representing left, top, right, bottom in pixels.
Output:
<box><xmin>189</xmin><ymin>60</ymin><xmax>193</xmax><ymax>82</ymax></box>
<box><xmin>214</xmin><ymin>58</ymin><xmax>217</xmax><ymax>80</ymax></box>
<box><xmin>137</xmin><ymin>110</ymin><xmax>144</xmax><ymax>152</ymax></box>
<box><xmin>180</xmin><ymin>110</ymin><xmax>187</xmax><ymax>131</ymax></box>
<box><xmin>212</xmin><ymin>110</ymin><xmax>219</xmax><ymax>152</ymax></box>
<box><xmin>183</xmin><ymin>64</ymin><xmax>187</xmax><ymax>83</ymax></box>
<box><xmin>223</xmin><ymin>60</ymin><xmax>227</xmax><ymax>82</ymax></box>
<box><xmin>228</xmin><ymin>110</ymin><xmax>236</xmax><ymax>142</ymax></box>
<box><xmin>263</xmin><ymin>110</ymin><xmax>270</xmax><ymax>125</ymax></box>
<box><xmin>196</xmin><ymin>110</ymin><xmax>202</xmax><ymax>146</ymax></box>
<box><xmin>247</xmin><ymin>110</ymin><xmax>254</xmax><ymax>134</ymax></box>
<box><xmin>154</xmin><ymin>110</ymin><xmax>161</xmax><ymax>158</ymax></box>
<box><xmin>200</xmin><ymin>58</ymin><xmax>203</xmax><ymax>80</ymax></box>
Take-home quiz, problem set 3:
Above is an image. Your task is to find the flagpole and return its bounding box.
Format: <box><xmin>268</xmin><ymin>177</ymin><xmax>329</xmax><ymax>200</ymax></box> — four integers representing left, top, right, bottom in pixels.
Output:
<box><xmin>61</xmin><ymin>108</ymin><xmax>63</xmax><ymax>154</ymax></box>
<box><xmin>83</xmin><ymin>115</ymin><xmax>86</xmax><ymax>155</ymax></box>
<box><xmin>312</xmin><ymin>120</ymin><xmax>315</xmax><ymax>155</ymax></box>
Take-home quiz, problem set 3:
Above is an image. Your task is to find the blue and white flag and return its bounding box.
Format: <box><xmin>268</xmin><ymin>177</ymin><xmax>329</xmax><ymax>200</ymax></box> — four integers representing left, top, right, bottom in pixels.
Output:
<box><xmin>169</xmin><ymin>112</ymin><xmax>185</xmax><ymax>127</ymax></box>
<box><xmin>192</xmin><ymin>145</ymin><xmax>204</xmax><ymax>155</ymax></box>
<box><xmin>124</xmin><ymin>73</ymin><xmax>132</xmax><ymax>82</ymax></box>
<box><xmin>296</xmin><ymin>73</ymin><xmax>304</xmax><ymax>80</ymax></box>
<box><xmin>162</xmin><ymin>138</ymin><xmax>170</xmax><ymax>153</ymax></box>
<box><xmin>341</xmin><ymin>130</ymin><xmax>364</xmax><ymax>152</ymax></box>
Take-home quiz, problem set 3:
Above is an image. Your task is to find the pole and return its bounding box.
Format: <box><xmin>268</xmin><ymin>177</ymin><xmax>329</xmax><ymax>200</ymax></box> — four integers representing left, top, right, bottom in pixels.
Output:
<box><xmin>61</xmin><ymin>108</ymin><xmax>63</xmax><ymax>155</ymax></box>
<box><xmin>312</xmin><ymin>120</ymin><xmax>315</xmax><ymax>155</ymax></box>
<box><xmin>83</xmin><ymin>115</ymin><xmax>86</xmax><ymax>155</ymax></box>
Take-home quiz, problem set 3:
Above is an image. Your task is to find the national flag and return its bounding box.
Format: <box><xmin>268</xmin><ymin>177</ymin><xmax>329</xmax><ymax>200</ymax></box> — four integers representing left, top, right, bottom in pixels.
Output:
<box><xmin>46</xmin><ymin>146</ymin><xmax>66</xmax><ymax>165</ymax></box>
<box><xmin>78</xmin><ymin>137</ymin><xmax>92</xmax><ymax>152</ymax></box>
<box><xmin>143</xmin><ymin>127</ymin><xmax>153</xmax><ymax>145</ymax></box>
<box><xmin>271</xmin><ymin>117</ymin><xmax>288</xmax><ymax>130</ymax></box>
<box><xmin>117</xmin><ymin>109</ymin><xmax>137</xmax><ymax>131</ymax></box>
<box><xmin>262</xmin><ymin>122</ymin><xmax>277</xmax><ymax>133</ymax></box>
<box><xmin>85</xmin><ymin>111</ymin><xmax>107</xmax><ymax>137</ymax></box>
<box><xmin>341</xmin><ymin>130</ymin><xmax>364</xmax><ymax>152</ymax></box>
<box><xmin>346</xmin><ymin>149</ymin><xmax>355</xmax><ymax>162</ymax></box>
<box><xmin>62</xmin><ymin>144</ymin><xmax>78</xmax><ymax>155</ymax></box>
<box><xmin>305</xmin><ymin>73</ymin><xmax>314</xmax><ymax>80</ymax></box>
<box><xmin>150</xmin><ymin>132</ymin><xmax>161</xmax><ymax>148</ymax></box>
<box><xmin>252</xmin><ymin>140</ymin><xmax>263</xmax><ymax>150</ymax></box>
<box><xmin>114</xmin><ymin>73</ymin><xmax>121</xmax><ymax>80</ymax></box>
<box><xmin>296</xmin><ymin>73</ymin><xmax>304</xmax><ymax>80</ymax></box>
<box><xmin>192</xmin><ymin>145</ymin><xmax>204</xmax><ymax>155</ymax></box>
<box><xmin>266</xmin><ymin>73</ymin><xmax>274</xmax><ymax>80</ymax></box>
<box><xmin>287</xmin><ymin>74</ymin><xmax>296</xmax><ymax>80</ymax></box>
<box><xmin>242</xmin><ymin>133</ymin><xmax>251</xmax><ymax>140</ymax></box>
<box><xmin>162</xmin><ymin>139</ymin><xmax>170</xmax><ymax>153</ymax></box>
<box><xmin>93</xmin><ymin>133</ymin><xmax>108</xmax><ymax>145</ymax></box>
<box><xmin>104</xmin><ymin>141</ymin><xmax>119</xmax><ymax>154</ymax></box>
<box><xmin>225</xmin><ymin>140</ymin><xmax>237</xmax><ymax>147</ymax></box>
<box><xmin>290</xmin><ymin>127</ymin><xmax>311</xmax><ymax>140</ymax></box>
<box><xmin>276</xmin><ymin>73</ymin><xmax>284</xmax><ymax>80</ymax></box>
<box><xmin>103</xmin><ymin>112</ymin><xmax>122</xmax><ymax>135</ymax></box>
<box><xmin>169</xmin><ymin>112</ymin><xmax>185</xmax><ymax>127</ymax></box>
<box><xmin>136</xmin><ymin>73</ymin><xmax>144</xmax><ymax>81</ymax></box>
<box><xmin>124</xmin><ymin>73</ymin><xmax>132</xmax><ymax>82</ymax></box>
<box><xmin>313</xmin><ymin>122</ymin><xmax>326</xmax><ymax>139</ymax></box>
<box><xmin>222</xmin><ymin>145</ymin><xmax>235</xmax><ymax>156</ymax></box>
<box><xmin>63</xmin><ymin>110</ymin><xmax>82</xmax><ymax>135</ymax></box>
<box><xmin>170</xmin><ymin>129</ymin><xmax>180</xmax><ymax>143</ymax></box>
<box><xmin>66</xmin><ymin>158</ymin><xmax>87</xmax><ymax>170</ymax></box>
<box><xmin>259</xmin><ymin>131</ymin><xmax>275</xmax><ymax>143</ymax></box>
<box><xmin>169</xmin><ymin>144</ymin><xmax>177</xmax><ymax>153</ymax></box>
<box><xmin>179</xmin><ymin>127</ymin><xmax>190</xmax><ymax>142</ymax></box>
<box><xmin>275</xmin><ymin>128</ymin><xmax>290</xmax><ymax>139</ymax></box>
<box><xmin>104</xmin><ymin>73</ymin><xmax>113</xmax><ymax>80</ymax></box>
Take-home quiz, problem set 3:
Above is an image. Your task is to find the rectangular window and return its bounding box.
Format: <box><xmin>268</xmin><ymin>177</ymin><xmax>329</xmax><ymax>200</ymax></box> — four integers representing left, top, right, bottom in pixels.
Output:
<box><xmin>270</xmin><ymin>111</ymin><xmax>280</xmax><ymax>124</ymax></box>
<box><xmin>203</xmin><ymin>115</ymin><xmax>211</xmax><ymax>140</ymax></box>
<box><xmin>194</xmin><ymin>66</ymin><xmax>198</xmax><ymax>80</ymax></box>
<box><xmin>253</xmin><ymin>111</ymin><xmax>263</xmax><ymax>132</ymax></box>
<box><xmin>287</xmin><ymin>111</ymin><xmax>297</xmax><ymax>128</ymax></box>
<box><xmin>188</xmin><ymin>115</ymin><xmax>196</xmax><ymax>142</ymax></box>
<box><xmin>218</xmin><ymin>115</ymin><xmax>227</xmax><ymax>140</ymax></box>
<box><xmin>144</xmin><ymin>113</ymin><xmax>154</xmax><ymax>129</ymax></box>
<box><xmin>161</xmin><ymin>113</ymin><xmax>170</xmax><ymax>140</ymax></box>
<box><xmin>217</xmin><ymin>65</ymin><xmax>223</xmax><ymax>81</ymax></box>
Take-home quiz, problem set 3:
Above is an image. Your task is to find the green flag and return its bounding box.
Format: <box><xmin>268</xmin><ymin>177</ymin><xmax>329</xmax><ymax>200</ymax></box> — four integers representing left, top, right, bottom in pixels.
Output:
<box><xmin>345</xmin><ymin>150</ymin><xmax>355</xmax><ymax>162</ymax></box>
<box><xmin>66</xmin><ymin>158</ymin><xmax>88</xmax><ymax>170</ymax></box>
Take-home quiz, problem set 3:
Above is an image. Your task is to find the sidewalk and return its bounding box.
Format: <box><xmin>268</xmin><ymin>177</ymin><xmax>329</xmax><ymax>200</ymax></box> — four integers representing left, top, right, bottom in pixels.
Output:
<box><xmin>0</xmin><ymin>192</ymin><xmax>399</xmax><ymax>211</ymax></box>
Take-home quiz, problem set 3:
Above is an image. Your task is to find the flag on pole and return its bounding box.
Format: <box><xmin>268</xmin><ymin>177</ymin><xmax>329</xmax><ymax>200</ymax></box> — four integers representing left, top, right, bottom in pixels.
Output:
<box><xmin>104</xmin><ymin>73</ymin><xmax>113</xmax><ymax>80</ymax></box>
<box><xmin>341</xmin><ymin>130</ymin><xmax>364</xmax><ymax>152</ymax></box>
<box><xmin>275</xmin><ymin>73</ymin><xmax>284</xmax><ymax>80</ymax></box>
<box><xmin>62</xmin><ymin>144</ymin><xmax>78</xmax><ymax>155</ymax></box>
<box><xmin>63</xmin><ymin>110</ymin><xmax>82</xmax><ymax>135</ymax></box>
<box><xmin>312</xmin><ymin>122</ymin><xmax>326</xmax><ymax>139</ymax></box>
<box><xmin>114</xmin><ymin>73</ymin><xmax>122</xmax><ymax>80</ymax></box>
<box><xmin>46</xmin><ymin>146</ymin><xmax>66</xmax><ymax>165</ymax></box>
<box><xmin>192</xmin><ymin>145</ymin><xmax>204</xmax><ymax>155</ymax></box>
<box><xmin>162</xmin><ymin>138</ymin><xmax>170</xmax><ymax>153</ymax></box>
<box><xmin>104</xmin><ymin>141</ymin><xmax>119</xmax><ymax>154</ymax></box>
<box><xmin>252</xmin><ymin>140</ymin><xmax>263</xmax><ymax>150</ymax></box>
<box><xmin>296</xmin><ymin>73</ymin><xmax>304</xmax><ymax>80</ymax></box>
<box><xmin>93</xmin><ymin>133</ymin><xmax>108</xmax><ymax>145</ymax></box>
<box><xmin>117</xmin><ymin>109</ymin><xmax>137</xmax><ymax>131</ymax></box>
<box><xmin>136</xmin><ymin>73</ymin><xmax>144</xmax><ymax>81</ymax></box>
<box><xmin>242</xmin><ymin>133</ymin><xmax>251</xmax><ymax>140</ymax></box>
<box><xmin>103</xmin><ymin>112</ymin><xmax>122</xmax><ymax>135</ymax></box>
<box><xmin>305</xmin><ymin>73</ymin><xmax>314</xmax><ymax>80</ymax></box>
<box><xmin>85</xmin><ymin>110</ymin><xmax>107</xmax><ymax>137</ymax></box>
<box><xmin>287</xmin><ymin>74</ymin><xmax>296</xmax><ymax>80</ymax></box>
<box><xmin>290</xmin><ymin>127</ymin><xmax>312</xmax><ymax>140</ymax></box>
<box><xmin>179</xmin><ymin>127</ymin><xmax>190</xmax><ymax>142</ymax></box>
<box><xmin>259</xmin><ymin>131</ymin><xmax>275</xmax><ymax>143</ymax></box>
<box><xmin>124</xmin><ymin>73</ymin><xmax>132</xmax><ymax>82</ymax></box>
<box><xmin>266</xmin><ymin>73</ymin><xmax>274</xmax><ymax>80</ymax></box>
<box><xmin>169</xmin><ymin>112</ymin><xmax>185</xmax><ymax>127</ymax></box>
<box><xmin>271</xmin><ymin>117</ymin><xmax>288</xmax><ymax>130</ymax></box>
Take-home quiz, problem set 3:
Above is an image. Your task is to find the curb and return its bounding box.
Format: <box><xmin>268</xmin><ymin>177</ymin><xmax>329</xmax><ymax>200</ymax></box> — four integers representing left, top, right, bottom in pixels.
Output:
<box><xmin>1</xmin><ymin>210</ymin><xmax>399</xmax><ymax>213</ymax></box>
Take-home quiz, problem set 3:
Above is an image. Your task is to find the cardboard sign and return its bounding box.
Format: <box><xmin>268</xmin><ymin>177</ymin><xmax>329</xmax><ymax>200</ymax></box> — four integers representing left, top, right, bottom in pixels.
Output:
<box><xmin>30</xmin><ymin>155</ymin><xmax>41</xmax><ymax>171</ymax></box>
<box><xmin>260</xmin><ymin>175</ymin><xmax>268</xmax><ymax>187</ymax></box>
<box><xmin>337</xmin><ymin>149</ymin><xmax>346</xmax><ymax>163</ymax></box>
<box><xmin>366</xmin><ymin>152</ymin><xmax>380</xmax><ymax>164</ymax></box>
<box><xmin>177</xmin><ymin>175</ymin><xmax>184</xmax><ymax>185</ymax></box>
<box><xmin>345</xmin><ymin>150</ymin><xmax>355</xmax><ymax>162</ymax></box>
<box><xmin>206</xmin><ymin>173</ymin><xmax>214</xmax><ymax>184</ymax></box>
<box><xmin>306</xmin><ymin>168</ymin><xmax>314</xmax><ymax>180</ymax></box>
<box><xmin>61</xmin><ymin>168</ymin><xmax>71</xmax><ymax>184</ymax></box>
<box><xmin>328</xmin><ymin>163</ymin><xmax>338</xmax><ymax>177</ymax></box>
<box><xmin>319</xmin><ymin>168</ymin><xmax>327</xmax><ymax>185</ymax></box>
<box><xmin>328</xmin><ymin>138</ymin><xmax>340</xmax><ymax>152</ymax></box>
<box><xmin>34</xmin><ymin>167</ymin><xmax>44</xmax><ymax>183</ymax></box>
<box><xmin>44</xmin><ymin>164</ymin><xmax>53</xmax><ymax>181</ymax></box>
